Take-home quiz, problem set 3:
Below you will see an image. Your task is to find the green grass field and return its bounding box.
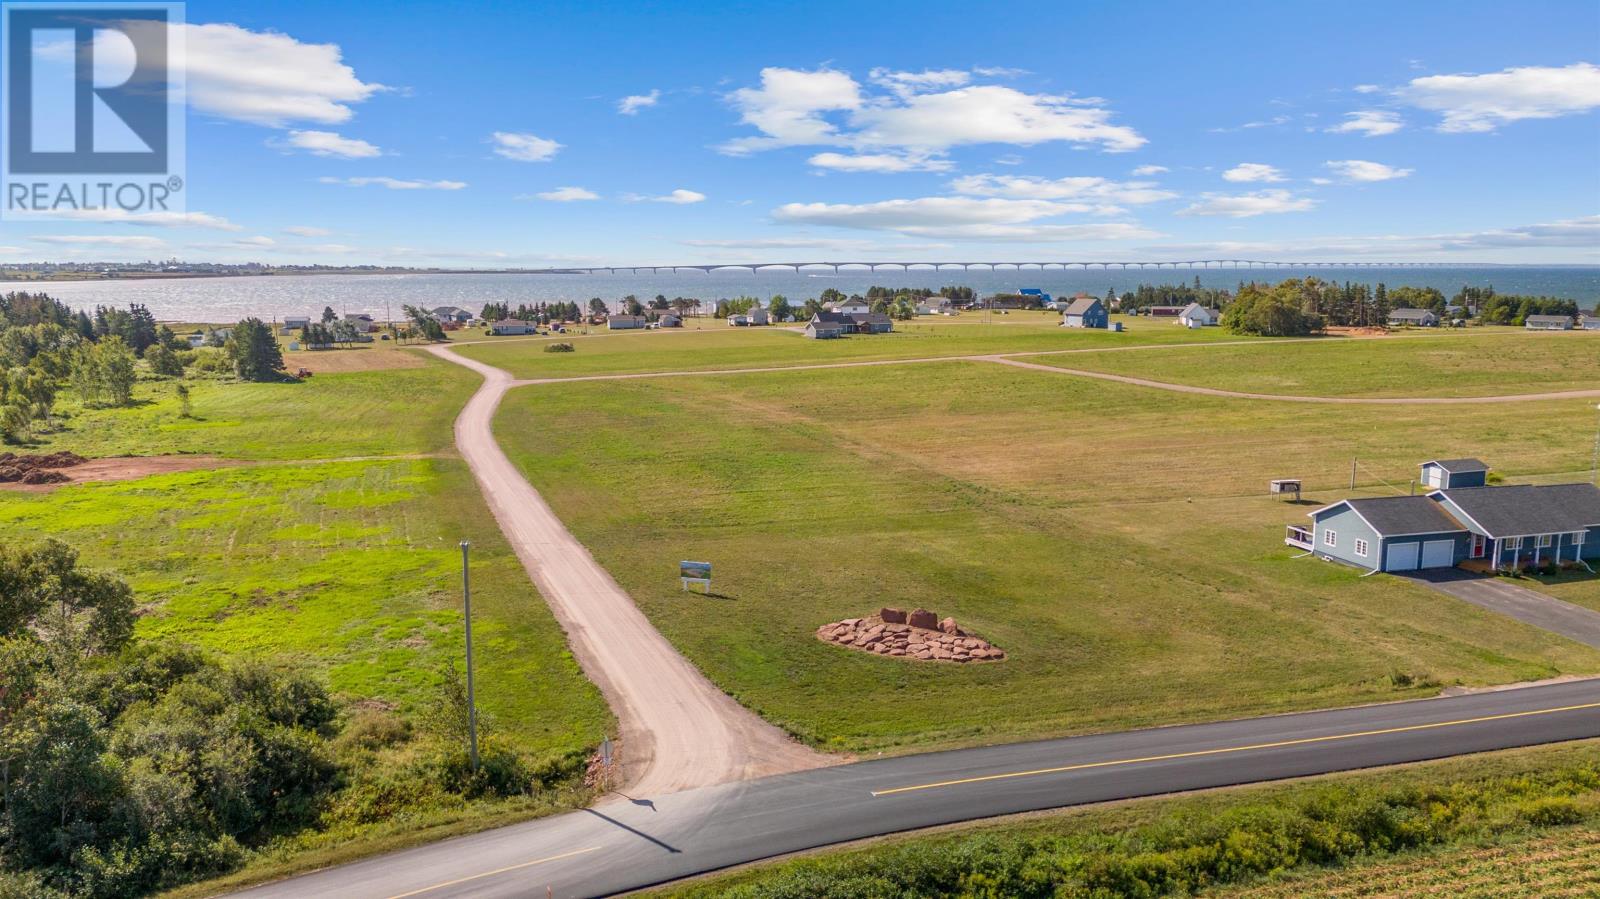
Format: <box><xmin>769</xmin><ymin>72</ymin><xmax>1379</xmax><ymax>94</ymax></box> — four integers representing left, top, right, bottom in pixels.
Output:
<box><xmin>1034</xmin><ymin>329</ymin><xmax>1600</xmax><ymax>397</ymax></box>
<box><xmin>0</xmin><ymin>353</ymin><xmax>609</xmax><ymax>760</ymax></box>
<box><xmin>494</xmin><ymin>359</ymin><xmax>1600</xmax><ymax>751</ymax></box>
<box><xmin>651</xmin><ymin>740</ymin><xmax>1600</xmax><ymax>899</ymax></box>
<box><xmin>454</xmin><ymin>315</ymin><xmax>1252</xmax><ymax>379</ymax></box>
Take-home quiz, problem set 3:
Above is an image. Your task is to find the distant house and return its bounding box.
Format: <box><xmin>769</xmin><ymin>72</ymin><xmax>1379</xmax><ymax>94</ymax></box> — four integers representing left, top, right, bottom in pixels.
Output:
<box><xmin>1524</xmin><ymin>314</ymin><xmax>1573</xmax><ymax>331</ymax></box>
<box><xmin>1147</xmin><ymin>305</ymin><xmax>1185</xmax><ymax>317</ymax></box>
<box><xmin>431</xmin><ymin>306</ymin><xmax>473</xmax><ymax>324</ymax></box>
<box><xmin>491</xmin><ymin>320</ymin><xmax>532</xmax><ymax>335</ymax></box>
<box><xmin>1387</xmin><ymin>308</ymin><xmax>1438</xmax><ymax>327</ymax></box>
<box><xmin>805</xmin><ymin>314</ymin><xmax>847</xmax><ymax>339</ymax></box>
<box><xmin>727</xmin><ymin>314</ymin><xmax>750</xmax><ymax>326</ymax></box>
<box><xmin>344</xmin><ymin>313</ymin><xmax>377</xmax><ymax>332</ymax></box>
<box><xmin>653</xmin><ymin>310</ymin><xmax>682</xmax><ymax>327</ymax></box>
<box><xmin>1061</xmin><ymin>296</ymin><xmax>1109</xmax><ymax>329</ymax></box>
<box><xmin>1292</xmin><ymin>457</ymin><xmax>1600</xmax><ymax>572</ymax></box>
<box><xmin>1177</xmin><ymin>303</ymin><xmax>1219</xmax><ymax>328</ymax></box>
<box><xmin>1420</xmin><ymin>458</ymin><xmax>1489</xmax><ymax>490</ymax></box>
<box><xmin>852</xmin><ymin>311</ymin><xmax>894</xmax><ymax>333</ymax></box>
<box><xmin>608</xmin><ymin>315</ymin><xmax>647</xmax><ymax>330</ymax></box>
<box><xmin>824</xmin><ymin>298</ymin><xmax>871</xmax><ymax>314</ymax></box>
<box><xmin>1581</xmin><ymin>313</ymin><xmax>1600</xmax><ymax>331</ymax></box>
<box><xmin>1020</xmin><ymin>288</ymin><xmax>1052</xmax><ymax>307</ymax></box>
<box><xmin>747</xmin><ymin>306</ymin><xmax>770</xmax><ymax>326</ymax></box>
<box><xmin>283</xmin><ymin>315</ymin><xmax>310</xmax><ymax>330</ymax></box>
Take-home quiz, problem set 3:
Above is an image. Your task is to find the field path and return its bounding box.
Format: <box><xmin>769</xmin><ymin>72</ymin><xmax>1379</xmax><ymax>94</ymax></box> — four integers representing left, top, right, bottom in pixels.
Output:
<box><xmin>427</xmin><ymin>344</ymin><xmax>828</xmax><ymax>796</ymax></box>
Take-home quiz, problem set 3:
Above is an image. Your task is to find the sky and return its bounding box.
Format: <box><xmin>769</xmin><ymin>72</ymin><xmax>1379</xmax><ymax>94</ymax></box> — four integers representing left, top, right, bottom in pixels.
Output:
<box><xmin>2</xmin><ymin>0</ymin><xmax>1598</xmax><ymax>267</ymax></box>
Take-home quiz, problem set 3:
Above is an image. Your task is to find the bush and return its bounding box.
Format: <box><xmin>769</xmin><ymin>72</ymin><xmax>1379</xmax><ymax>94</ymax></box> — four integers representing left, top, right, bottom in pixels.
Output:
<box><xmin>544</xmin><ymin>342</ymin><xmax>575</xmax><ymax>353</ymax></box>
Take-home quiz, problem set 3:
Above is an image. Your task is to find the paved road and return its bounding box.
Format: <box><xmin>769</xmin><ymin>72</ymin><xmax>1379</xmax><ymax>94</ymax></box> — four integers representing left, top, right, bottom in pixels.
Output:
<box><xmin>428</xmin><ymin>345</ymin><xmax>824</xmax><ymax>795</ymax></box>
<box><xmin>1406</xmin><ymin>569</ymin><xmax>1600</xmax><ymax>650</ymax></box>
<box><xmin>234</xmin><ymin>678</ymin><xmax>1600</xmax><ymax>899</ymax></box>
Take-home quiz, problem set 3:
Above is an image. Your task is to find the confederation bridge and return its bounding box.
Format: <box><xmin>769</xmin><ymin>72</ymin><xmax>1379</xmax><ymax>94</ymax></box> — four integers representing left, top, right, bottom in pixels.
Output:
<box><xmin>540</xmin><ymin>260</ymin><xmax>1456</xmax><ymax>274</ymax></box>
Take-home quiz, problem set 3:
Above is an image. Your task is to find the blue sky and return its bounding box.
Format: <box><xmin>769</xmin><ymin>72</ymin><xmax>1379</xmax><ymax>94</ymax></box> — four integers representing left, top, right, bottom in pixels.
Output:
<box><xmin>4</xmin><ymin>0</ymin><xmax>1598</xmax><ymax>265</ymax></box>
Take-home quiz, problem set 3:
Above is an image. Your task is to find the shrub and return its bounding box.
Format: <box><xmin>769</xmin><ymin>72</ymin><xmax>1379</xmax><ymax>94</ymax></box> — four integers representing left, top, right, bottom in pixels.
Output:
<box><xmin>544</xmin><ymin>342</ymin><xmax>575</xmax><ymax>353</ymax></box>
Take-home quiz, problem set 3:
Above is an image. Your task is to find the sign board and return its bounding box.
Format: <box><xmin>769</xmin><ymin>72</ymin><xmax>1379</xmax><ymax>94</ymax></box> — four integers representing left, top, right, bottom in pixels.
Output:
<box><xmin>679</xmin><ymin>560</ymin><xmax>711</xmax><ymax>591</ymax></box>
<box><xmin>600</xmin><ymin>736</ymin><xmax>613</xmax><ymax>768</ymax></box>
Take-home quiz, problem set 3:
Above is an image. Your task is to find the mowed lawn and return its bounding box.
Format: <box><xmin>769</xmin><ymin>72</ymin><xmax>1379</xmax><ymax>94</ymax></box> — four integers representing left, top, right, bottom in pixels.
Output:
<box><xmin>0</xmin><ymin>357</ymin><xmax>611</xmax><ymax>758</ymax></box>
<box><xmin>456</xmin><ymin>315</ymin><xmax>1250</xmax><ymax>379</ymax></box>
<box><xmin>495</xmin><ymin>360</ymin><xmax>1600</xmax><ymax>752</ymax></box>
<box><xmin>1035</xmin><ymin>329</ymin><xmax>1600</xmax><ymax>397</ymax></box>
<box><xmin>21</xmin><ymin>353</ymin><xmax>476</xmax><ymax>460</ymax></box>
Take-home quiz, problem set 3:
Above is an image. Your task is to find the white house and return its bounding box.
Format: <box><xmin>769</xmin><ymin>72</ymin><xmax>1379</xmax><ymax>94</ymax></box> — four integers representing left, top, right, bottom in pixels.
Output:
<box><xmin>1581</xmin><ymin>313</ymin><xmax>1600</xmax><ymax>331</ymax></box>
<box><xmin>747</xmin><ymin>306</ymin><xmax>770</xmax><ymax>325</ymax></box>
<box><xmin>491</xmin><ymin>320</ymin><xmax>532</xmax><ymax>335</ymax></box>
<box><xmin>608</xmin><ymin>314</ymin><xmax>647</xmax><ymax>330</ymax></box>
<box><xmin>727</xmin><ymin>314</ymin><xmax>750</xmax><ymax>326</ymax></box>
<box><xmin>431</xmin><ymin>306</ymin><xmax>474</xmax><ymax>324</ymax></box>
<box><xmin>824</xmin><ymin>298</ymin><xmax>872</xmax><ymax>315</ymax></box>
<box><xmin>1177</xmin><ymin>303</ymin><xmax>1219</xmax><ymax>328</ymax></box>
<box><xmin>1524</xmin><ymin>314</ymin><xmax>1573</xmax><ymax>331</ymax></box>
<box><xmin>283</xmin><ymin>315</ymin><xmax>311</xmax><ymax>330</ymax></box>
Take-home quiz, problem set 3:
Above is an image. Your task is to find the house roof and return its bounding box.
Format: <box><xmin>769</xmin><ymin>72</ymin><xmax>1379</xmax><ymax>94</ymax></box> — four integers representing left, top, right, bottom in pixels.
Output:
<box><xmin>1524</xmin><ymin>314</ymin><xmax>1572</xmax><ymax>324</ymax></box>
<box><xmin>1063</xmin><ymin>297</ymin><xmax>1101</xmax><ymax>315</ymax></box>
<box><xmin>1178</xmin><ymin>302</ymin><xmax>1214</xmax><ymax>317</ymax></box>
<box><xmin>852</xmin><ymin>312</ymin><xmax>893</xmax><ymax>325</ymax></box>
<box><xmin>608</xmin><ymin>314</ymin><xmax>646</xmax><ymax>323</ymax></box>
<box><xmin>1433</xmin><ymin>484</ymin><xmax>1600</xmax><ymax>537</ymax></box>
<box><xmin>807</xmin><ymin>314</ymin><xmax>847</xmax><ymax>329</ymax></box>
<box><xmin>1388</xmin><ymin>308</ymin><xmax>1434</xmax><ymax>319</ymax></box>
<box><xmin>1320</xmin><ymin>496</ymin><xmax>1467</xmax><ymax>537</ymax></box>
<box><xmin>1422</xmin><ymin>458</ymin><xmax>1489</xmax><ymax>474</ymax></box>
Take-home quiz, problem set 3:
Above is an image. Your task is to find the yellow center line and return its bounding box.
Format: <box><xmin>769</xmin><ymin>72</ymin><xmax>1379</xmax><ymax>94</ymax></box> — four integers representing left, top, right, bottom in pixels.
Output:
<box><xmin>870</xmin><ymin>701</ymin><xmax>1600</xmax><ymax>797</ymax></box>
<box><xmin>383</xmin><ymin>846</ymin><xmax>601</xmax><ymax>899</ymax></box>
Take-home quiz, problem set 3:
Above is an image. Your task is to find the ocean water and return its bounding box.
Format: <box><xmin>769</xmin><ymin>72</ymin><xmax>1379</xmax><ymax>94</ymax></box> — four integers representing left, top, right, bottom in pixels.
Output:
<box><xmin>3</xmin><ymin>265</ymin><xmax>1597</xmax><ymax>323</ymax></box>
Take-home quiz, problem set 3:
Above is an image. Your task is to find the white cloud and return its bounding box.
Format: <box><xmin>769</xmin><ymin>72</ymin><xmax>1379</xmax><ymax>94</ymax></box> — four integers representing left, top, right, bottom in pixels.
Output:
<box><xmin>719</xmin><ymin>67</ymin><xmax>1144</xmax><ymax>155</ymax></box>
<box><xmin>1175</xmin><ymin>190</ymin><xmax>1316</xmax><ymax>218</ymax></box>
<box><xmin>772</xmin><ymin>196</ymin><xmax>1161</xmax><ymax>240</ymax></box>
<box><xmin>320</xmin><ymin>176</ymin><xmax>467</xmax><ymax>190</ymax></box>
<box><xmin>851</xmin><ymin>85</ymin><xmax>1145</xmax><ymax>153</ymax></box>
<box><xmin>1131</xmin><ymin>164</ymin><xmax>1168</xmax><ymax>175</ymax></box>
<box><xmin>529</xmin><ymin>186</ymin><xmax>600</xmax><ymax>202</ymax></box>
<box><xmin>180</xmin><ymin>23</ymin><xmax>384</xmax><ymax>127</ymax></box>
<box><xmin>33</xmin><ymin>235</ymin><xmax>167</xmax><ymax>249</ymax></box>
<box><xmin>994</xmin><ymin>153</ymin><xmax>1024</xmax><ymax>165</ymax></box>
<box><xmin>618</xmin><ymin>89</ymin><xmax>661</xmax><ymax>115</ymax></box>
<box><xmin>1209</xmin><ymin>115</ymin><xmax>1290</xmax><ymax>133</ymax></box>
<box><xmin>949</xmin><ymin>174</ymin><xmax>1176</xmax><ymax>205</ymax></box>
<box><xmin>649</xmin><ymin>189</ymin><xmax>706</xmax><ymax>204</ymax></box>
<box><xmin>490</xmin><ymin>132</ymin><xmax>562</xmax><ymax>162</ymax></box>
<box><xmin>720</xmin><ymin>67</ymin><xmax>863</xmax><ymax>154</ymax></box>
<box><xmin>1222</xmin><ymin>162</ymin><xmax>1286</xmax><ymax>183</ymax></box>
<box><xmin>1310</xmin><ymin>177</ymin><xmax>1334</xmax><ymax>185</ymax></box>
<box><xmin>31</xmin><ymin>209</ymin><xmax>241</xmax><ymax>230</ymax></box>
<box><xmin>1328</xmin><ymin>109</ymin><xmax>1404</xmax><ymax>136</ymax></box>
<box><xmin>1325</xmin><ymin>159</ymin><xmax>1413</xmax><ymax>182</ymax></box>
<box><xmin>283</xmin><ymin>129</ymin><xmax>381</xmax><ymax>158</ymax></box>
<box><xmin>1396</xmin><ymin>62</ymin><xmax>1600</xmax><ymax>132</ymax></box>
<box><xmin>235</xmin><ymin>235</ymin><xmax>276</xmax><ymax>247</ymax></box>
<box><xmin>1137</xmin><ymin>216</ymin><xmax>1600</xmax><ymax>258</ymax></box>
<box><xmin>283</xmin><ymin>225</ymin><xmax>331</xmax><ymax>237</ymax></box>
<box><xmin>808</xmin><ymin>152</ymin><xmax>954</xmax><ymax>173</ymax></box>
<box><xmin>1353</xmin><ymin>84</ymin><xmax>1382</xmax><ymax>94</ymax></box>
<box><xmin>972</xmin><ymin>66</ymin><xmax>1027</xmax><ymax>78</ymax></box>
<box><xmin>868</xmin><ymin>68</ymin><xmax>971</xmax><ymax>96</ymax></box>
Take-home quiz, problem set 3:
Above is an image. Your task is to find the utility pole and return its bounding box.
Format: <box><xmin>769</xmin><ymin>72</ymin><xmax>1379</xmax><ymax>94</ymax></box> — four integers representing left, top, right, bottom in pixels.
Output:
<box><xmin>1591</xmin><ymin>404</ymin><xmax>1600</xmax><ymax>486</ymax></box>
<box><xmin>1350</xmin><ymin>458</ymin><xmax>1357</xmax><ymax>490</ymax></box>
<box><xmin>461</xmin><ymin>540</ymin><xmax>479</xmax><ymax>772</ymax></box>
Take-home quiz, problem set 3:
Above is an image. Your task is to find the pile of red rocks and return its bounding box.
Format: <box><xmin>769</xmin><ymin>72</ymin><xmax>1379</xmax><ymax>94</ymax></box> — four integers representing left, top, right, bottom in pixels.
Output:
<box><xmin>816</xmin><ymin>607</ymin><xmax>1004</xmax><ymax>663</ymax></box>
<box><xmin>0</xmin><ymin>451</ymin><xmax>84</xmax><ymax>484</ymax></box>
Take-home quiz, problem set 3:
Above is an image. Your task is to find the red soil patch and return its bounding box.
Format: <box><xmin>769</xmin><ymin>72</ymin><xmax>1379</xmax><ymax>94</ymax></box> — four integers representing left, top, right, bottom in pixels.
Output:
<box><xmin>0</xmin><ymin>453</ymin><xmax>234</xmax><ymax>491</ymax></box>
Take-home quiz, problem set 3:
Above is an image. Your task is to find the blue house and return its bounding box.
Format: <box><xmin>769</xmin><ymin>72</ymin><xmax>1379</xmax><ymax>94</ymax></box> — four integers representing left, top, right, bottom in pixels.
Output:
<box><xmin>1020</xmin><ymin>288</ymin><xmax>1051</xmax><ymax>306</ymax></box>
<box><xmin>1061</xmin><ymin>296</ymin><xmax>1109</xmax><ymax>329</ymax></box>
<box><xmin>1290</xmin><ymin>459</ymin><xmax>1600</xmax><ymax>573</ymax></box>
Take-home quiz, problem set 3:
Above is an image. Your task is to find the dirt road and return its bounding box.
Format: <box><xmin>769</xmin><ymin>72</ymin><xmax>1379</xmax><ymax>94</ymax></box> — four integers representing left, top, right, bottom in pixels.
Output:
<box><xmin>427</xmin><ymin>345</ymin><xmax>827</xmax><ymax>796</ymax></box>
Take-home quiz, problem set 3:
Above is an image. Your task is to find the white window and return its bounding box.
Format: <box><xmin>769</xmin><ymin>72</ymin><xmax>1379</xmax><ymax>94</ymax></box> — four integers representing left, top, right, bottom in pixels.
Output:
<box><xmin>1354</xmin><ymin>539</ymin><xmax>1369</xmax><ymax>557</ymax></box>
<box><xmin>1505</xmin><ymin>537</ymin><xmax>1523</xmax><ymax>550</ymax></box>
<box><xmin>1537</xmin><ymin>534</ymin><xmax>1553</xmax><ymax>548</ymax></box>
<box><xmin>1323</xmin><ymin>529</ymin><xmax>1338</xmax><ymax>547</ymax></box>
<box><xmin>1571</xmin><ymin>531</ymin><xmax>1588</xmax><ymax>543</ymax></box>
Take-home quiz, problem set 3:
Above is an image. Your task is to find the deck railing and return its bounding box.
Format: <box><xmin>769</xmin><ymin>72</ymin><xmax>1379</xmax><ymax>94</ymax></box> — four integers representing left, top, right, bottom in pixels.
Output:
<box><xmin>1285</xmin><ymin>525</ymin><xmax>1313</xmax><ymax>550</ymax></box>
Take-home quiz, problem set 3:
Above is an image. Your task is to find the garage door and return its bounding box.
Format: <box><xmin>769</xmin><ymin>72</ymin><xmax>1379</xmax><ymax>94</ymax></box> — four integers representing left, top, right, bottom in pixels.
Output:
<box><xmin>1385</xmin><ymin>542</ymin><xmax>1419</xmax><ymax>572</ymax></box>
<box><xmin>1421</xmin><ymin>539</ymin><xmax>1456</xmax><ymax>569</ymax></box>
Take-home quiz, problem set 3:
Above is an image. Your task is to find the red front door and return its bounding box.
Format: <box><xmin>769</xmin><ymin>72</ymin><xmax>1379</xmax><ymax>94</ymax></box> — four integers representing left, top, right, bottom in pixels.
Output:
<box><xmin>1470</xmin><ymin>534</ymin><xmax>1487</xmax><ymax>559</ymax></box>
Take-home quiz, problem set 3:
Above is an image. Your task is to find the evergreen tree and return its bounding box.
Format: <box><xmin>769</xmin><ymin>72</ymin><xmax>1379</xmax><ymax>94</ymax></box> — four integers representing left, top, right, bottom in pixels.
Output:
<box><xmin>228</xmin><ymin>318</ymin><xmax>285</xmax><ymax>381</ymax></box>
